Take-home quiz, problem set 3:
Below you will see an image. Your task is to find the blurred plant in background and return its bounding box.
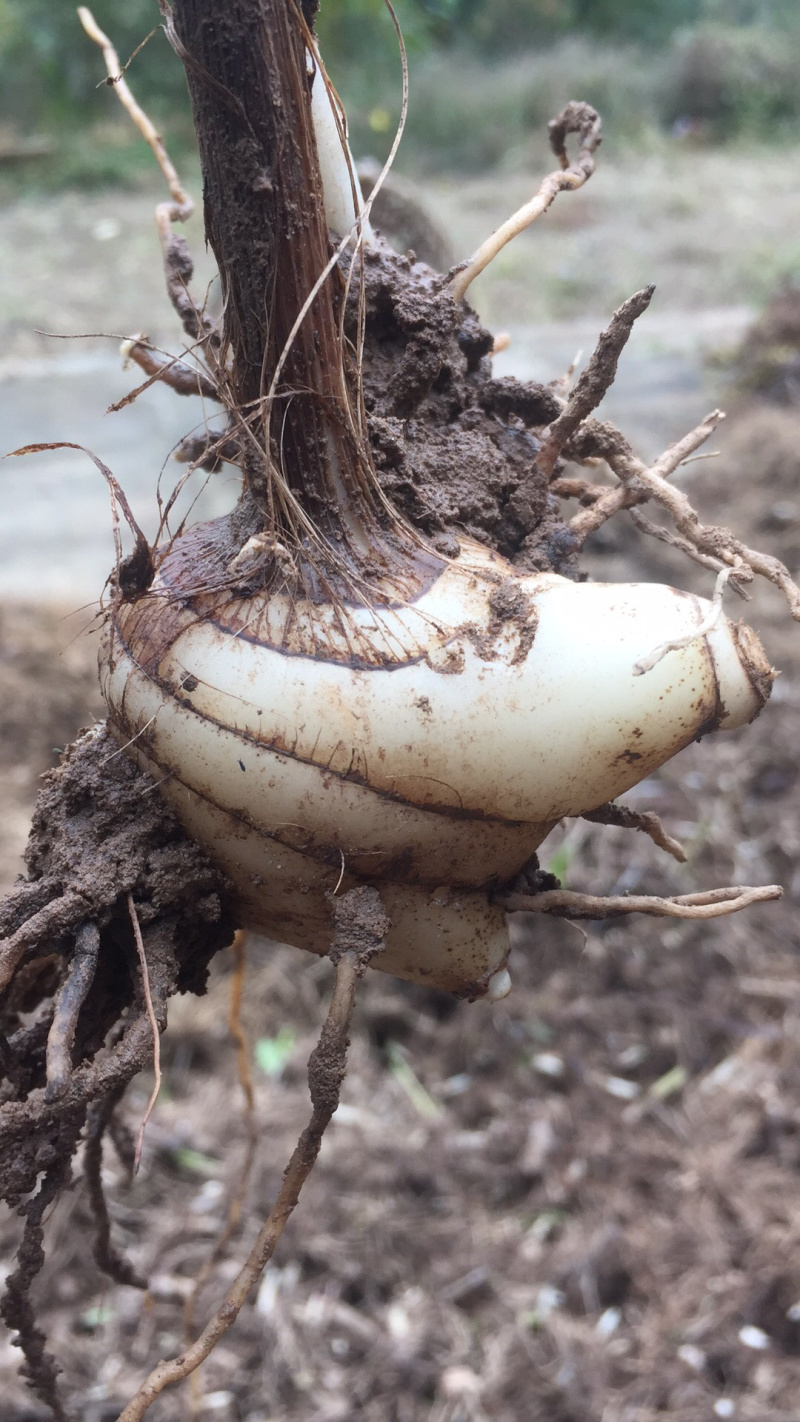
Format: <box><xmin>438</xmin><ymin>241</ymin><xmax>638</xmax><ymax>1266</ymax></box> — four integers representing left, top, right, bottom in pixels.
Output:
<box><xmin>0</xmin><ymin>0</ymin><xmax>180</xmax><ymax>128</ymax></box>
<box><xmin>2</xmin><ymin>0</ymin><xmax>800</xmax><ymax>184</ymax></box>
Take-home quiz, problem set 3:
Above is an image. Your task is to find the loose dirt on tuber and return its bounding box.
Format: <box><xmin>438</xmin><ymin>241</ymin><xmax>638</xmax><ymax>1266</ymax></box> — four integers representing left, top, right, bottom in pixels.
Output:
<box><xmin>0</xmin><ymin>0</ymin><xmax>797</xmax><ymax>1415</ymax></box>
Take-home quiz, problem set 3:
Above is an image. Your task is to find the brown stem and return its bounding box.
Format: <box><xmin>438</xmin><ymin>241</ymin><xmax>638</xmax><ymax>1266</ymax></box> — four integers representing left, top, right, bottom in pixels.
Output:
<box><xmin>168</xmin><ymin>0</ymin><xmax>389</xmax><ymax>566</ymax></box>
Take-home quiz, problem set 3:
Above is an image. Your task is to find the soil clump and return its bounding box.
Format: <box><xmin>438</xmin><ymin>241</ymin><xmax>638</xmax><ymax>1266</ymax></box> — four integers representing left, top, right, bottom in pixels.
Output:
<box><xmin>352</xmin><ymin>237</ymin><xmax>578</xmax><ymax>573</ymax></box>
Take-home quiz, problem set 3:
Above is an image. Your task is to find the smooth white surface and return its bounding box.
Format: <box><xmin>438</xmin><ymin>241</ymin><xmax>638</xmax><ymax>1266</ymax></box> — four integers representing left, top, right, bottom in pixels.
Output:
<box><xmin>103</xmin><ymin>543</ymin><xmax>769</xmax><ymax>992</ymax></box>
<box><xmin>153</xmin><ymin>559</ymin><xmax>763</xmax><ymax>823</ymax></box>
<box><xmin>311</xmin><ymin>67</ymin><xmax>370</xmax><ymax>241</ymax></box>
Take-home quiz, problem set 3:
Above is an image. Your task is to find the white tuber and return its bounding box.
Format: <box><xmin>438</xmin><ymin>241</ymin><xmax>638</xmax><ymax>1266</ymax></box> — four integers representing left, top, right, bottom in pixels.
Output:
<box><xmin>102</xmin><ymin>539</ymin><xmax>773</xmax><ymax>999</ymax></box>
<box><xmin>92</xmin><ymin>15</ymin><xmax>780</xmax><ymax>1003</ymax></box>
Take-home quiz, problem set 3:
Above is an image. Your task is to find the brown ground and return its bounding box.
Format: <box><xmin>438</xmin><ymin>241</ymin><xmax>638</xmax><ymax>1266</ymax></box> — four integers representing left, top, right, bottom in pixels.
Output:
<box><xmin>1</xmin><ymin>376</ymin><xmax>800</xmax><ymax>1419</ymax></box>
<box><xmin>731</xmin><ymin>286</ymin><xmax>800</xmax><ymax>407</ymax></box>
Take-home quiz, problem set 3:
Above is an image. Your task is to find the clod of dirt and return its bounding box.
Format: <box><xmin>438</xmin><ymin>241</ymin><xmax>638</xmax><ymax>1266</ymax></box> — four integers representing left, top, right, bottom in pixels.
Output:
<box><xmin>0</xmin><ymin>725</ymin><xmax>235</xmax><ymax>1202</ymax></box>
<box><xmin>347</xmin><ymin>236</ymin><xmax>581</xmax><ymax>575</ymax></box>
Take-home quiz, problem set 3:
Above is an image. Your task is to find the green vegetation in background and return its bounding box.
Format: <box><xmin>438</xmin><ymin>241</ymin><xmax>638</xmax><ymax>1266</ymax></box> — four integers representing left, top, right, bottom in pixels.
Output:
<box><xmin>662</xmin><ymin>24</ymin><xmax>800</xmax><ymax>136</ymax></box>
<box><xmin>3</xmin><ymin>0</ymin><xmax>800</xmax><ymax>187</ymax></box>
<box><xmin>330</xmin><ymin>1</ymin><xmax>800</xmax><ymax>169</ymax></box>
<box><xmin>0</xmin><ymin>0</ymin><xmax>185</xmax><ymax>129</ymax></box>
<box><xmin>322</xmin><ymin>0</ymin><xmax>800</xmax><ymax>55</ymax></box>
<box><xmin>317</xmin><ymin>0</ymin><xmax>800</xmax><ymax>160</ymax></box>
<box><xmin>0</xmin><ymin>0</ymin><xmax>197</xmax><ymax>187</ymax></box>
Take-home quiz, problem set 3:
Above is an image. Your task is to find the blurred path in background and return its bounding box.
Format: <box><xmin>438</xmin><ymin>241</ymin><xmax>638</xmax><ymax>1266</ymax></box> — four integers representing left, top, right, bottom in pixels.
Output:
<box><xmin>1</xmin><ymin>353</ymin><xmax>236</xmax><ymax>602</ymax></box>
<box><xmin>0</xmin><ymin>308</ymin><xmax>748</xmax><ymax>603</ymax></box>
<box><xmin>4</xmin><ymin>143</ymin><xmax>797</xmax><ymax>604</ymax></box>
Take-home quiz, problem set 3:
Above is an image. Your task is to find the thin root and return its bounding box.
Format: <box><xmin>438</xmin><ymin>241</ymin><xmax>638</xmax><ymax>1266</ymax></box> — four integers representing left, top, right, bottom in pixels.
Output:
<box><xmin>78</xmin><ymin>8</ymin><xmax>192</xmax><ymax>221</ymax></box>
<box><xmin>227</xmin><ymin>932</ymin><xmax>255</xmax><ymax>1116</ymax></box>
<box><xmin>128</xmin><ymin>895</ymin><xmax>162</xmax><ymax>1174</ymax></box>
<box><xmin>9</xmin><ymin>441</ymin><xmax>153</xmax><ymax>603</ymax></box>
<box><xmin>503</xmin><ymin>883</ymin><xmax>783</xmax><ymax>920</ymax></box>
<box><xmin>565</xmin><ymin>408</ymin><xmax>800</xmax><ymax>619</ymax></box>
<box><xmin>185</xmin><ymin>932</ymin><xmax>256</xmax><ymax>1412</ymax></box>
<box><xmin>80</xmin><ymin>7</ymin><xmax>218</xmax><ymax>355</ymax></box>
<box><xmin>627</xmin><ymin>507</ymin><xmax>751</xmax><ymax>596</ymax></box>
<box><xmin>450</xmin><ymin>101</ymin><xmax>601</xmax><ymax>304</ymax></box>
<box><xmin>633</xmin><ymin>564</ymin><xmax>736</xmax><ymax>676</ymax></box>
<box><xmin>117</xmin><ymin>887</ymin><xmax>389</xmax><ymax>1421</ymax></box>
<box><xmin>84</xmin><ymin>1086</ymin><xmax>147</xmax><ymax>1289</ymax></box>
<box><xmin>629</xmin><ymin>475</ymin><xmax>800</xmax><ymax>622</ymax></box>
<box><xmin>581</xmin><ymin>803</ymin><xmax>687</xmax><ymax>864</ymax></box>
<box><xmin>568</xmin><ymin>411</ymin><xmax>725</xmax><ymax>542</ymax></box>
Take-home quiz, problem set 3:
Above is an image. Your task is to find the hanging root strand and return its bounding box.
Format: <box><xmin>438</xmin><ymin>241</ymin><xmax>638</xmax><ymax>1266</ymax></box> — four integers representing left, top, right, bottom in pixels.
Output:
<box><xmin>0</xmin><ymin>1156</ymin><xmax>75</xmax><ymax>1422</ymax></box>
<box><xmin>84</xmin><ymin>1086</ymin><xmax>147</xmax><ymax>1289</ymax></box>
<box><xmin>117</xmin><ymin>887</ymin><xmax>389</xmax><ymax>1421</ymax></box>
<box><xmin>128</xmin><ymin>894</ymin><xmax>163</xmax><ymax>1173</ymax></box>
<box><xmin>502</xmin><ymin>883</ymin><xmax>783</xmax><ymax>920</ymax></box>
<box><xmin>227</xmin><ymin>931</ymin><xmax>255</xmax><ymax>1117</ymax></box>
<box><xmin>184</xmin><ymin>934</ymin><xmax>257</xmax><ymax>1404</ymax></box>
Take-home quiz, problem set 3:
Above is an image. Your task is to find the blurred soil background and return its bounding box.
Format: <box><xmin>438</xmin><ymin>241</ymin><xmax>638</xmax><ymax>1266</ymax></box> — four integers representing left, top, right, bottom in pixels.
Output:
<box><xmin>3</xmin><ymin>1</ymin><xmax>800</xmax><ymax>1418</ymax></box>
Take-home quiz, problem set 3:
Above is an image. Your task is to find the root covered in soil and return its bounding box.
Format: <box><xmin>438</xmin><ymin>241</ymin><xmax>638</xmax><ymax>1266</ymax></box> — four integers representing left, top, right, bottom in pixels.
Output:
<box><xmin>0</xmin><ymin>727</ymin><xmax>233</xmax><ymax>1413</ymax></box>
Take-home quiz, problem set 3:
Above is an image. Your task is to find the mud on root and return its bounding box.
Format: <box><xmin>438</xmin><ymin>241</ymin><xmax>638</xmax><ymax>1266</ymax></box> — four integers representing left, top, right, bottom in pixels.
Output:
<box><xmin>0</xmin><ymin>725</ymin><xmax>234</xmax><ymax>1410</ymax></box>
